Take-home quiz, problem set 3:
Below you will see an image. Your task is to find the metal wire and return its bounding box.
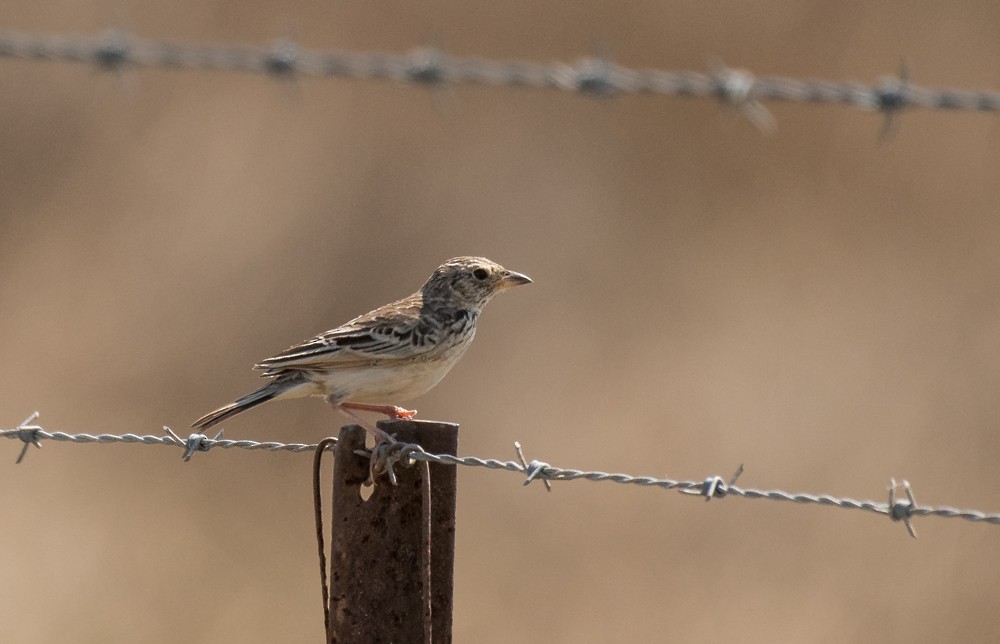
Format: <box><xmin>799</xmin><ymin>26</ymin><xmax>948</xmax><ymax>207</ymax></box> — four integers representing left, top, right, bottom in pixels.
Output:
<box><xmin>0</xmin><ymin>28</ymin><xmax>998</xmax><ymax>123</ymax></box>
<box><xmin>4</xmin><ymin>412</ymin><xmax>999</xmax><ymax>536</ymax></box>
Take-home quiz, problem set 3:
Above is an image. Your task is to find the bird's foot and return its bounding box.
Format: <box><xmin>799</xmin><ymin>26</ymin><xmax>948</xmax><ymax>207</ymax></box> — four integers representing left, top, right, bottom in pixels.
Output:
<box><xmin>336</xmin><ymin>403</ymin><xmax>403</xmax><ymax>484</ymax></box>
<box><xmin>388</xmin><ymin>406</ymin><xmax>417</xmax><ymax>420</ymax></box>
<box><xmin>340</xmin><ymin>402</ymin><xmax>417</xmax><ymax>420</ymax></box>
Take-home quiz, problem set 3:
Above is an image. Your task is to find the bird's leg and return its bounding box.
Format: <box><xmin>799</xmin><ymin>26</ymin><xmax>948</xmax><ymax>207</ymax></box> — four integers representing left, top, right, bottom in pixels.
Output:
<box><xmin>337</xmin><ymin>403</ymin><xmax>397</xmax><ymax>444</ymax></box>
<box><xmin>340</xmin><ymin>402</ymin><xmax>418</xmax><ymax>420</ymax></box>
<box><xmin>335</xmin><ymin>403</ymin><xmax>399</xmax><ymax>484</ymax></box>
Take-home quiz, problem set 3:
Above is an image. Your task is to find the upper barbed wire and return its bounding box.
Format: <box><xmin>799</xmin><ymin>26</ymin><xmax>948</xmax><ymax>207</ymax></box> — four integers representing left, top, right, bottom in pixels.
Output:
<box><xmin>4</xmin><ymin>412</ymin><xmax>999</xmax><ymax>537</ymax></box>
<box><xmin>0</xmin><ymin>28</ymin><xmax>999</xmax><ymax>120</ymax></box>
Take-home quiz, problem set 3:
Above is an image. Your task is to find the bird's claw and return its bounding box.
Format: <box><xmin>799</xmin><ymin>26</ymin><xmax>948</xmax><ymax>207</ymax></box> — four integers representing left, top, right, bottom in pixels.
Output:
<box><xmin>389</xmin><ymin>406</ymin><xmax>417</xmax><ymax>420</ymax></box>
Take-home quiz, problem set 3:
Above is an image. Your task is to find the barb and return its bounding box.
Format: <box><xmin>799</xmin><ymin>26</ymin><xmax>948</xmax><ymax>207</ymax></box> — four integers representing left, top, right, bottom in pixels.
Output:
<box><xmin>709</xmin><ymin>61</ymin><xmax>776</xmax><ymax>133</ymax></box>
<box><xmin>0</xmin><ymin>28</ymin><xmax>998</xmax><ymax>124</ymax></box>
<box><xmin>877</xmin><ymin>59</ymin><xmax>910</xmax><ymax>140</ymax></box>
<box><xmin>4</xmin><ymin>414</ymin><xmax>1000</xmax><ymax>534</ymax></box>
<box><xmin>680</xmin><ymin>463</ymin><xmax>744</xmax><ymax>501</ymax></box>
<box><xmin>514</xmin><ymin>440</ymin><xmax>552</xmax><ymax>491</ymax></box>
<box><xmin>888</xmin><ymin>478</ymin><xmax>919</xmax><ymax>538</ymax></box>
<box><xmin>12</xmin><ymin>411</ymin><xmax>42</xmax><ymax>464</ymax></box>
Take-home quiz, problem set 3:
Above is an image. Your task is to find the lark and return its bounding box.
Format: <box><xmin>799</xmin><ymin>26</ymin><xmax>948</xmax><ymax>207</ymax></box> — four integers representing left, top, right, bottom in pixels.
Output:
<box><xmin>192</xmin><ymin>257</ymin><xmax>531</xmax><ymax>442</ymax></box>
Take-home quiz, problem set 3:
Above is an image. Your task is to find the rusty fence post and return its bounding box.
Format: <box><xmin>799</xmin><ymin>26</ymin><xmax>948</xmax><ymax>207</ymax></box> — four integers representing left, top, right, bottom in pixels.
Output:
<box><xmin>327</xmin><ymin>419</ymin><xmax>458</xmax><ymax>644</ymax></box>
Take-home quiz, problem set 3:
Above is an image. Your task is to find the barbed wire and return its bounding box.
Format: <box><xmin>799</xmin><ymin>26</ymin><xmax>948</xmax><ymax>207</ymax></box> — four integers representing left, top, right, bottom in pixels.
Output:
<box><xmin>4</xmin><ymin>411</ymin><xmax>999</xmax><ymax>537</ymax></box>
<box><xmin>1</xmin><ymin>29</ymin><xmax>999</xmax><ymax>132</ymax></box>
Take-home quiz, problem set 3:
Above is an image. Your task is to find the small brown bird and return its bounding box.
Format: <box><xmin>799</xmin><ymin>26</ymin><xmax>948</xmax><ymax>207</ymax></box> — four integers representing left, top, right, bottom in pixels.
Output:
<box><xmin>192</xmin><ymin>257</ymin><xmax>531</xmax><ymax>441</ymax></box>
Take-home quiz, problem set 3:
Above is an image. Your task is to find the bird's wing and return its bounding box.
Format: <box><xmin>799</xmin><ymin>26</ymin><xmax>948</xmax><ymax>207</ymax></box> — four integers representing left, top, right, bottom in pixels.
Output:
<box><xmin>254</xmin><ymin>294</ymin><xmax>433</xmax><ymax>373</ymax></box>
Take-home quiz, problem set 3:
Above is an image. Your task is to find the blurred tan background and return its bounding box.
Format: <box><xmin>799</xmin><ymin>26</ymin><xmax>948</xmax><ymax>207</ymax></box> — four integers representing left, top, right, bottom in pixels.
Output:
<box><xmin>2</xmin><ymin>2</ymin><xmax>1000</xmax><ymax>642</ymax></box>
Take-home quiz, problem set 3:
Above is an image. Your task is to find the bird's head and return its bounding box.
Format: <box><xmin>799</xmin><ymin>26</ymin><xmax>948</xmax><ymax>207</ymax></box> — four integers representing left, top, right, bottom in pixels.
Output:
<box><xmin>422</xmin><ymin>256</ymin><xmax>532</xmax><ymax>311</ymax></box>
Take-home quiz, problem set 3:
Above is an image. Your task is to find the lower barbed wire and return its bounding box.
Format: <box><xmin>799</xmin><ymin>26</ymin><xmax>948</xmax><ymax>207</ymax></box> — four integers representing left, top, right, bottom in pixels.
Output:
<box><xmin>4</xmin><ymin>413</ymin><xmax>1000</xmax><ymax>534</ymax></box>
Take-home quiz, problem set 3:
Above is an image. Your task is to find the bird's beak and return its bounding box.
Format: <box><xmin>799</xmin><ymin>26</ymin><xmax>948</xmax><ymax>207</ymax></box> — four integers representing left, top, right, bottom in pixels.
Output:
<box><xmin>498</xmin><ymin>270</ymin><xmax>532</xmax><ymax>290</ymax></box>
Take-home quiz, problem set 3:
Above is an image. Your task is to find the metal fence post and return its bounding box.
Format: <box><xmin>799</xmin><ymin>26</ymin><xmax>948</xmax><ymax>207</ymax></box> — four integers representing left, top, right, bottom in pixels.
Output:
<box><xmin>327</xmin><ymin>419</ymin><xmax>458</xmax><ymax>644</ymax></box>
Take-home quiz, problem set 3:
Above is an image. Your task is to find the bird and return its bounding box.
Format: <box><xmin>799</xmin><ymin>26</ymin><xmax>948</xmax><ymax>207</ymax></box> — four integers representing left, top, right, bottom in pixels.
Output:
<box><xmin>192</xmin><ymin>257</ymin><xmax>532</xmax><ymax>444</ymax></box>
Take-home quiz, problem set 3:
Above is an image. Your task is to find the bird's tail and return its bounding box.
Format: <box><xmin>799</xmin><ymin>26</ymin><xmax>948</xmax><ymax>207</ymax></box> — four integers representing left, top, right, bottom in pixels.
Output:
<box><xmin>191</xmin><ymin>381</ymin><xmax>285</xmax><ymax>431</ymax></box>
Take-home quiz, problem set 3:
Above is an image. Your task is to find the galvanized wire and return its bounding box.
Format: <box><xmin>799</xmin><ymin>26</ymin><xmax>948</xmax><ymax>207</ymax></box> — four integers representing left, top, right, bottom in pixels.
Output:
<box><xmin>0</xmin><ymin>28</ymin><xmax>998</xmax><ymax>121</ymax></box>
<box><xmin>4</xmin><ymin>411</ymin><xmax>999</xmax><ymax>536</ymax></box>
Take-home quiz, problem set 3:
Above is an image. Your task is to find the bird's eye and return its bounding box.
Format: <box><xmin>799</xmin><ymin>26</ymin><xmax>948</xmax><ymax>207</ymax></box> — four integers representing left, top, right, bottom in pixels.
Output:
<box><xmin>473</xmin><ymin>268</ymin><xmax>489</xmax><ymax>280</ymax></box>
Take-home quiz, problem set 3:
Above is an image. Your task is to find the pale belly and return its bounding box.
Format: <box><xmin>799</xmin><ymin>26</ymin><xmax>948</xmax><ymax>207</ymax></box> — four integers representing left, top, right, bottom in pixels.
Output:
<box><xmin>284</xmin><ymin>340</ymin><xmax>473</xmax><ymax>404</ymax></box>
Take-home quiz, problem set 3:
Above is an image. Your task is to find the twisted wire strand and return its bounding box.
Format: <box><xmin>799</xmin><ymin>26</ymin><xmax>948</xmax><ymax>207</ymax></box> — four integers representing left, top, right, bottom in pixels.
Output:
<box><xmin>0</xmin><ymin>29</ymin><xmax>998</xmax><ymax>115</ymax></box>
<box><xmin>4</xmin><ymin>413</ymin><xmax>999</xmax><ymax>533</ymax></box>
<box><xmin>0</xmin><ymin>420</ymin><xmax>318</xmax><ymax>456</ymax></box>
